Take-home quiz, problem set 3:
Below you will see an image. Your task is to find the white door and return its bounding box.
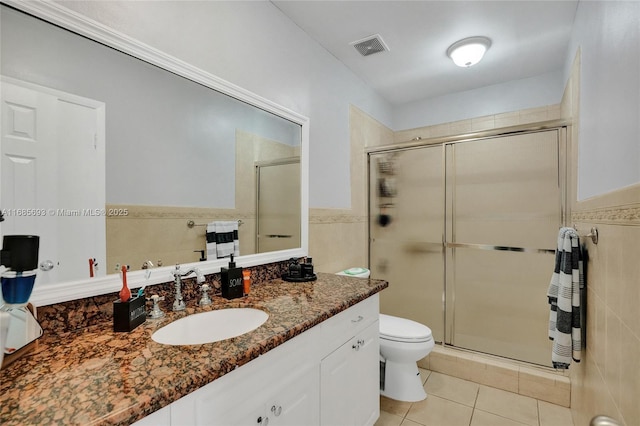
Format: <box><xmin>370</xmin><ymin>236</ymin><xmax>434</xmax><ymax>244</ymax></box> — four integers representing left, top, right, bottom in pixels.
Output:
<box><xmin>1</xmin><ymin>78</ymin><xmax>105</xmax><ymax>285</ymax></box>
<box><xmin>256</xmin><ymin>159</ymin><xmax>300</xmax><ymax>253</ymax></box>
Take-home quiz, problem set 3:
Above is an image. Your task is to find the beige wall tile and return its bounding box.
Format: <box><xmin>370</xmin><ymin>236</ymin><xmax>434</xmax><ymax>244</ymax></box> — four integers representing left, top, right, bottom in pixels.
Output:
<box><xmin>428</xmin><ymin>350</ymin><xmax>463</xmax><ymax>378</ymax></box>
<box><xmin>619</xmin><ymin>226</ymin><xmax>640</xmax><ymax>338</ymax></box>
<box><xmin>309</xmin><ymin>219</ymin><xmax>367</xmax><ymax>273</ymax></box>
<box><xmin>519</xmin><ymin>369</ymin><xmax>571</xmax><ymax>407</ymax></box>
<box><xmin>604</xmin><ymin>307</ymin><xmax>622</xmax><ymax>409</ymax></box>
<box><xmin>494</xmin><ymin>111</ymin><xmax>520</xmax><ymax>128</ymax></box>
<box><xmin>519</xmin><ymin>106</ymin><xmax>550</xmax><ymax>124</ymax></box>
<box><xmin>394</xmin><ymin>128</ymin><xmax>431</xmax><ymax>144</ymax></box>
<box><xmin>619</xmin><ymin>324</ymin><xmax>640</xmax><ymax>425</ymax></box>
<box><xmin>469</xmin><ymin>357</ymin><xmax>519</xmax><ymax>394</ymax></box>
<box><xmin>449</xmin><ymin>119</ymin><xmax>473</xmax><ymax>135</ymax></box>
<box><xmin>470</xmin><ymin>115</ymin><xmax>495</xmax><ymax>131</ymax></box>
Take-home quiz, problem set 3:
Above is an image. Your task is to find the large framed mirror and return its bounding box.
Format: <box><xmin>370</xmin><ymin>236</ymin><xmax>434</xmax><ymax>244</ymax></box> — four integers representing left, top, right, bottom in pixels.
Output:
<box><xmin>0</xmin><ymin>1</ymin><xmax>309</xmax><ymax>306</ymax></box>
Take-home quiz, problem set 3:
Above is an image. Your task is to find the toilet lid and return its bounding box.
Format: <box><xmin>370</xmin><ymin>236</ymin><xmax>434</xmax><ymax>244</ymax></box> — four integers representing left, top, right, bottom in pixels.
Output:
<box><xmin>379</xmin><ymin>314</ymin><xmax>433</xmax><ymax>343</ymax></box>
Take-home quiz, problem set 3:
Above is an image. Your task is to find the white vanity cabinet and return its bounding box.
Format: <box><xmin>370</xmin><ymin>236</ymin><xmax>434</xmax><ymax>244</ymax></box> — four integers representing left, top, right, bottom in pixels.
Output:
<box><xmin>169</xmin><ymin>326</ymin><xmax>320</xmax><ymax>426</ymax></box>
<box><xmin>320</xmin><ymin>322</ymin><xmax>379</xmax><ymax>426</ymax></box>
<box><xmin>319</xmin><ymin>296</ymin><xmax>380</xmax><ymax>426</ymax></box>
<box><xmin>134</xmin><ymin>294</ymin><xmax>380</xmax><ymax>426</ymax></box>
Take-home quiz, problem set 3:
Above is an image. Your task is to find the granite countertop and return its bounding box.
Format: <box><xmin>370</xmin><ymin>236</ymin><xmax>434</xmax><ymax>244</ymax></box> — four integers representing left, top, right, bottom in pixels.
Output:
<box><xmin>0</xmin><ymin>272</ymin><xmax>387</xmax><ymax>425</ymax></box>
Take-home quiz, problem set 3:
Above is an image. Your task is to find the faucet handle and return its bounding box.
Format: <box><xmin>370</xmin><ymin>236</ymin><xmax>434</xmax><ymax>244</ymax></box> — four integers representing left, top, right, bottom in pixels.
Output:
<box><xmin>147</xmin><ymin>294</ymin><xmax>165</xmax><ymax>319</ymax></box>
<box><xmin>199</xmin><ymin>284</ymin><xmax>212</xmax><ymax>307</ymax></box>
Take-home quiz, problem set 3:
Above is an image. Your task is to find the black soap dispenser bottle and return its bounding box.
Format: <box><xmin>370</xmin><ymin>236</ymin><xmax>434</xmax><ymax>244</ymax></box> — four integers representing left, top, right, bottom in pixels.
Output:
<box><xmin>221</xmin><ymin>254</ymin><xmax>243</xmax><ymax>299</ymax></box>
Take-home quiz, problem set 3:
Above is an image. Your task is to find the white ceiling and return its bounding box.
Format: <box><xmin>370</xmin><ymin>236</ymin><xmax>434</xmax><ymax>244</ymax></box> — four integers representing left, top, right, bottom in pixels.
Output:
<box><xmin>271</xmin><ymin>1</ymin><xmax>579</xmax><ymax>106</ymax></box>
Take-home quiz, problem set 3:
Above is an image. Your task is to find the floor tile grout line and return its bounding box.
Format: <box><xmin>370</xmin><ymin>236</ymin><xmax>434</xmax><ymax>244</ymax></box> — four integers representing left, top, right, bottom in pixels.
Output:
<box><xmin>380</xmin><ymin>370</ymin><xmax>572</xmax><ymax>426</ymax></box>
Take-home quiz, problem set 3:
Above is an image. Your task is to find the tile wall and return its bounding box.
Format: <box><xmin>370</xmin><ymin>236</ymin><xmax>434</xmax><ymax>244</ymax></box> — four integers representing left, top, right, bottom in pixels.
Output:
<box><xmin>562</xmin><ymin>49</ymin><xmax>640</xmax><ymax>426</ymax></box>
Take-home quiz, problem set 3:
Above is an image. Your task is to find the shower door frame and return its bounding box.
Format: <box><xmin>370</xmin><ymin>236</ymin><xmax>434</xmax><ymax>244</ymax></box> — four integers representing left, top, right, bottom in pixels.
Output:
<box><xmin>367</xmin><ymin>121</ymin><xmax>569</xmax><ymax>364</ymax></box>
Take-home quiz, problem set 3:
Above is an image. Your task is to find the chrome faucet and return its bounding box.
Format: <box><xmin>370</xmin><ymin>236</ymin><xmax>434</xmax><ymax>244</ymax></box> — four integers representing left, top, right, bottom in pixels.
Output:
<box><xmin>171</xmin><ymin>264</ymin><xmax>205</xmax><ymax>311</ymax></box>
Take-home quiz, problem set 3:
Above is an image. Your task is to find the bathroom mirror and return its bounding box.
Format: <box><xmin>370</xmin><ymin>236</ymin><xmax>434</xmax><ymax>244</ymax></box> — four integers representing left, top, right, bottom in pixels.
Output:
<box><xmin>0</xmin><ymin>2</ymin><xmax>309</xmax><ymax>306</ymax></box>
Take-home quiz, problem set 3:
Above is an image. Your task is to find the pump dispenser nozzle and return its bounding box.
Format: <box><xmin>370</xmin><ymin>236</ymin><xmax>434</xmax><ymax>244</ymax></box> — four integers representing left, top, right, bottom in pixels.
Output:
<box><xmin>228</xmin><ymin>254</ymin><xmax>236</xmax><ymax>268</ymax></box>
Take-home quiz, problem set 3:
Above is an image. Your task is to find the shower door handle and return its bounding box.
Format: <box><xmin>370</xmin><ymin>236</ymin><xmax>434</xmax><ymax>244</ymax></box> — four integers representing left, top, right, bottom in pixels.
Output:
<box><xmin>404</xmin><ymin>241</ymin><xmax>443</xmax><ymax>254</ymax></box>
<box><xmin>445</xmin><ymin>242</ymin><xmax>555</xmax><ymax>255</ymax></box>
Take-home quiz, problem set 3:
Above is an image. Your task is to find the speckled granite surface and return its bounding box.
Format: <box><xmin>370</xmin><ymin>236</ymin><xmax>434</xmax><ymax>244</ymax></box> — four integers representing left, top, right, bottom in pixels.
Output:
<box><xmin>0</xmin><ymin>272</ymin><xmax>387</xmax><ymax>425</ymax></box>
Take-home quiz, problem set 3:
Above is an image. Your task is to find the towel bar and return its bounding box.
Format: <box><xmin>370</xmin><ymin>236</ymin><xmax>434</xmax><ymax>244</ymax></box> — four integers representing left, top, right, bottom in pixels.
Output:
<box><xmin>573</xmin><ymin>225</ymin><xmax>598</xmax><ymax>245</ymax></box>
<box><xmin>187</xmin><ymin>220</ymin><xmax>243</xmax><ymax>229</ymax></box>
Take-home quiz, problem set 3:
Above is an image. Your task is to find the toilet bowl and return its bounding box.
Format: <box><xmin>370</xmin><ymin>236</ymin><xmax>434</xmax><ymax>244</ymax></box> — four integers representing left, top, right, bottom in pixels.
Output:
<box><xmin>379</xmin><ymin>314</ymin><xmax>434</xmax><ymax>402</ymax></box>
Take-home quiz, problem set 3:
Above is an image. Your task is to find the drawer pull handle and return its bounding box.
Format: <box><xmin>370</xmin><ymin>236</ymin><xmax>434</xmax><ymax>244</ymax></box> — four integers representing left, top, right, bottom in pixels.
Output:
<box><xmin>271</xmin><ymin>405</ymin><xmax>282</xmax><ymax>416</ymax></box>
<box><xmin>351</xmin><ymin>315</ymin><xmax>364</xmax><ymax>323</ymax></box>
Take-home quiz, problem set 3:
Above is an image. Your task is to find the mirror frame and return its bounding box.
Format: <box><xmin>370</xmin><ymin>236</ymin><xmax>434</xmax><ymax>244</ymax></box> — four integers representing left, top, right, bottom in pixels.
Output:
<box><xmin>3</xmin><ymin>0</ymin><xmax>309</xmax><ymax>306</ymax></box>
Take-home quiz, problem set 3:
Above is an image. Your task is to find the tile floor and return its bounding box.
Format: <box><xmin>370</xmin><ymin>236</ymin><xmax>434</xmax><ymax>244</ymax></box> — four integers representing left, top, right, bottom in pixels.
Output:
<box><xmin>375</xmin><ymin>369</ymin><xmax>574</xmax><ymax>426</ymax></box>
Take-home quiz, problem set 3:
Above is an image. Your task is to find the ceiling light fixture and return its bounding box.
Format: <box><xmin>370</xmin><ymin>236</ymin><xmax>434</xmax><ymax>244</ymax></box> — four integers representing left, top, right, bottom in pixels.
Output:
<box><xmin>446</xmin><ymin>36</ymin><xmax>491</xmax><ymax>67</ymax></box>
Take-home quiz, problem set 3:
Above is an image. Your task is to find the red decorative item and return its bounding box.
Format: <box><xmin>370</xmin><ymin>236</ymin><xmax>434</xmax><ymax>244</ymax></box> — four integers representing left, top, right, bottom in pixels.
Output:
<box><xmin>119</xmin><ymin>265</ymin><xmax>130</xmax><ymax>302</ymax></box>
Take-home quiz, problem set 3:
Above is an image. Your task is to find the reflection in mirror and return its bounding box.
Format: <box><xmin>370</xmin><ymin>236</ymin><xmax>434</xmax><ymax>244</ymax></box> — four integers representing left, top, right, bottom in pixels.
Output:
<box><xmin>0</xmin><ymin>4</ymin><xmax>304</xmax><ymax>293</ymax></box>
<box><xmin>1</xmin><ymin>306</ymin><xmax>43</xmax><ymax>363</ymax></box>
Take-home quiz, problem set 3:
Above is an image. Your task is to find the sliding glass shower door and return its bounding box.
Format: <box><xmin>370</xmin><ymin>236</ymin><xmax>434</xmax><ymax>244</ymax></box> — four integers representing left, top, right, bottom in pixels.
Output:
<box><xmin>369</xmin><ymin>145</ymin><xmax>445</xmax><ymax>343</ymax></box>
<box><xmin>369</xmin><ymin>129</ymin><xmax>565</xmax><ymax>366</ymax></box>
<box><xmin>445</xmin><ymin>131</ymin><xmax>562</xmax><ymax>366</ymax></box>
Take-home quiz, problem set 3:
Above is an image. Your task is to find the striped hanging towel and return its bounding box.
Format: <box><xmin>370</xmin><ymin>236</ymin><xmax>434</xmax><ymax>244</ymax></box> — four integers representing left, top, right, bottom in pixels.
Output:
<box><xmin>547</xmin><ymin>227</ymin><xmax>584</xmax><ymax>369</ymax></box>
<box><xmin>206</xmin><ymin>221</ymin><xmax>240</xmax><ymax>260</ymax></box>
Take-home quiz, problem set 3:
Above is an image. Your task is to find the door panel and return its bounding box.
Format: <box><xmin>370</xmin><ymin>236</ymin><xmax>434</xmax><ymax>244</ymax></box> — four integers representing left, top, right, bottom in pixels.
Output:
<box><xmin>256</xmin><ymin>160</ymin><xmax>300</xmax><ymax>253</ymax></box>
<box><xmin>446</xmin><ymin>130</ymin><xmax>561</xmax><ymax>366</ymax></box>
<box><xmin>450</xmin><ymin>131</ymin><xmax>561</xmax><ymax>248</ymax></box>
<box><xmin>1</xmin><ymin>79</ymin><xmax>105</xmax><ymax>284</ymax></box>
<box><xmin>449</xmin><ymin>249</ymin><xmax>555</xmax><ymax>365</ymax></box>
<box><xmin>369</xmin><ymin>146</ymin><xmax>444</xmax><ymax>342</ymax></box>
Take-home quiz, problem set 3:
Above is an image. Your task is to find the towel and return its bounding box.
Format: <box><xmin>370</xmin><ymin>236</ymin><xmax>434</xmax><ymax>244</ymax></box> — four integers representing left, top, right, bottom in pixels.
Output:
<box><xmin>206</xmin><ymin>221</ymin><xmax>239</xmax><ymax>259</ymax></box>
<box><xmin>547</xmin><ymin>227</ymin><xmax>584</xmax><ymax>369</ymax></box>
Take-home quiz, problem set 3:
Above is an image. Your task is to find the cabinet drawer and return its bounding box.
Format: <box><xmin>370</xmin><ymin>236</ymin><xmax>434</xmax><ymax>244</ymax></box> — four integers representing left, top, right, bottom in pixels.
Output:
<box><xmin>319</xmin><ymin>294</ymin><xmax>379</xmax><ymax>356</ymax></box>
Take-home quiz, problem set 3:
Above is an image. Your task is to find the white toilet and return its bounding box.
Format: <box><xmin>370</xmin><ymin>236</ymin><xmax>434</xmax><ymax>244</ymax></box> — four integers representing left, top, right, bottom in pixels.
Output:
<box><xmin>336</xmin><ymin>267</ymin><xmax>435</xmax><ymax>402</ymax></box>
<box><xmin>379</xmin><ymin>314</ymin><xmax>434</xmax><ymax>402</ymax></box>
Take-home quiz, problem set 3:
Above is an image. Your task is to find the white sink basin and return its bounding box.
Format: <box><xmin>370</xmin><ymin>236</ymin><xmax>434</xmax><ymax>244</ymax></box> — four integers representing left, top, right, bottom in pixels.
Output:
<box><xmin>152</xmin><ymin>308</ymin><xmax>269</xmax><ymax>345</ymax></box>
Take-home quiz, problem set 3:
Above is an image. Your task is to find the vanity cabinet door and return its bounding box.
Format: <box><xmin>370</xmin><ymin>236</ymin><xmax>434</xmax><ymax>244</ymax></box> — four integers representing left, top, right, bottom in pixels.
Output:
<box><xmin>203</xmin><ymin>362</ymin><xmax>319</xmax><ymax>426</ymax></box>
<box><xmin>169</xmin><ymin>326</ymin><xmax>319</xmax><ymax>426</ymax></box>
<box><xmin>320</xmin><ymin>320</ymin><xmax>379</xmax><ymax>426</ymax></box>
<box><xmin>354</xmin><ymin>321</ymin><xmax>381</xmax><ymax>426</ymax></box>
<box><xmin>264</xmin><ymin>364</ymin><xmax>319</xmax><ymax>426</ymax></box>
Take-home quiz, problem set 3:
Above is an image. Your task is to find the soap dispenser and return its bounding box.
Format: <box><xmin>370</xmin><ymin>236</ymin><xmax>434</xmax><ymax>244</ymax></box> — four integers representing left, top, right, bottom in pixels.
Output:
<box><xmin>221</xmin><ymin>254</ymin><xmax>243</xmax><ymax>299</ymax></box>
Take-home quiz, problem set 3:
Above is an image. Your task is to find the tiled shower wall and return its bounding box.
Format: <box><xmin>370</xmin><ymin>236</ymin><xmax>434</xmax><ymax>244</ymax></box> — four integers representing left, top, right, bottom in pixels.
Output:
<box><xmin>562</xmin><ymin>50</ymin><xmax>640</xmax><ymax>426</ymax></box>
<box><xmin>570</xmin><ymin>194</ymin><xmax>640</xmax><ymax>426</ymax></box>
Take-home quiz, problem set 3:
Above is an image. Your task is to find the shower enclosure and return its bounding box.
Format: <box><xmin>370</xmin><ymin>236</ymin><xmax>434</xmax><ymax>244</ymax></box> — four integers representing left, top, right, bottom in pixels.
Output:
<box><xmin>369</xmin><ymin>127</ymin><xmax>566</xmax><ymax>366</ymax></box>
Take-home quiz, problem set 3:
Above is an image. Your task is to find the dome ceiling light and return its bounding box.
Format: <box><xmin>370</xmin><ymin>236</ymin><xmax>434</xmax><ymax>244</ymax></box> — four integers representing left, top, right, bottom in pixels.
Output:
<box><xmin>446</xmin><ymin>36</ymin><xmax>492</xmax><ymax>67</ymax></box>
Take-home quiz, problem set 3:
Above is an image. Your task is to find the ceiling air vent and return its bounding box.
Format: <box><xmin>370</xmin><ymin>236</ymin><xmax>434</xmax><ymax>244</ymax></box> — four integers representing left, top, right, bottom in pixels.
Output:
<box><xmin>351</xmin><ymin>34</ymin><xmax>389</xmax><ymax>57</ymax></box>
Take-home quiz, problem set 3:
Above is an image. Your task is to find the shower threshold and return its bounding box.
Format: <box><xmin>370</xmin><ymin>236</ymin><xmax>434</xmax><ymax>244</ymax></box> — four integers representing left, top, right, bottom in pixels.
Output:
<box><xmin>420</xmin><ymin>344</ymin><xmax>571</xmax><ymax>408</ymax></box>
